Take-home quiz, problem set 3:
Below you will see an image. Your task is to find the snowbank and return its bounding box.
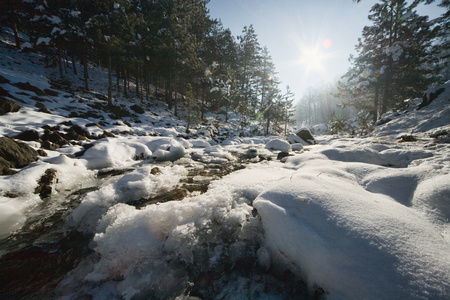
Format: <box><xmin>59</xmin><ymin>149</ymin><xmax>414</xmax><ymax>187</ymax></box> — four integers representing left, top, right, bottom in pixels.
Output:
<box><xmin>69</xmin><ymin>165</ymin><xmax>187</xmax><ymax>233</ymax></box>
<box><xmin>254</xmin><ymin>142</ymin><xmax>450</xmax><ymax>299</ymax></box>
<box><xmin>0</xmin><ymin>155</ymin><xmax>94</xmax><ymax>237</ymax></box>
<box><xmin>373</xmin><ymin>81</ymin><xmax>450</xmax><ymax>137</ymax></box>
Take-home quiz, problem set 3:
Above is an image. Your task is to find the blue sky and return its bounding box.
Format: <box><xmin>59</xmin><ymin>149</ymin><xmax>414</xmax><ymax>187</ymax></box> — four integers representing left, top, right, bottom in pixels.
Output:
<box><xmin>207</xmin><ymin>0</ymin><xmax>445</xmax><ymax>100</ymax></box>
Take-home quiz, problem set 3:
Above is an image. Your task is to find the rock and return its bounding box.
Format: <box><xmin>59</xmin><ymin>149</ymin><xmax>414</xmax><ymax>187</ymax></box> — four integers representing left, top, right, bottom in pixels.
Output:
<box><xmin>291</xmin><ymin>143</ymin><xmax>304</xmax><ymax>151</ymax></box>
<box><xmin>150</xmin><ymin>167</ymin><xmax>162</xmax><ymax>175</ymax></box>
<box><xmin>130</xmin><ymin>104</ymin><xmax>145</xmax><ymax>114</ymax></box>
<box><xmin>41</xmin><ymin>130</ymin><xmax>68</xmax><ymax>146</ymax></box>
<box><xmin>0</xmin><ymin>137</ymin><xmax>39</xmax><ymax>175</ymax></box>
<box><xmin>43</xmin><ymin>88</ymin><xmax>59</xmax><ymax>96</ymax></box>
<box><xmin>101</xmin><ymin>130</ymin><xmax>115</xmax><ymax>138</ymax></box>
<box><xmin>34</xmin><ymin>168</ymin><xmax>57</xmax><ymax>198</ymax></box>
<box><xmin>295</xmin><ymin>129</ymin><xmax>316</xmax><ymax>145</ymax></box>
<box><xmin>14</xmin><ymin>129</ymin><xmax>40</xmax><ymax>142</ymax></box>
<box><xmin>277</xmin><ymin>152</ymin><xmax>290</xmax><ymax>160</ymax></box>
<box><xmin>430</xmin><ymin>129</ymin><xmax>448</xmax><ymax>138</ymax></box>
<box><xmin>37</xmin><ymin>149</ymin><xmax>48</xmax><ymax>157</ymax></box>
<box><xmin>31</xmin><ymin>96</ymin><xmax>50</xmax><ymax>102</ymax></box>
<box><xmin>0</xmin><ymin>156</ymin><xmax>15</xmax><ymax>175</ymax></box>
<box><xmin>399</xmin><ymin>135</ymin><xmax>417</xmax><ymax>142</ymax></box>
<box><xmin>65</xmin><ymin>125</ymin><xmax>89</xmax><ymax>141</ymax></box>
<box><xmin>0</xmin><ymin>74</ymin><xmax>10</xmax><ymax>84</ymax></box>
<box><xmin>41</xmin><ymin>140</ymin><xmax>58</xmax><ymax>151</ymax></box>
<box><xmin>375</xmin><ymin>117</ymin><xmax>392</xmax><ymax>126</ymax></box>
<box><xmin>418</xmin><ymin>87</ymin><xmax>445</xmax><ymax>109</ymax></box>
<box><xmin>0</xmin><ymin>97</ymin><xmax>22</xmax><ymax>115</ymax></box>
<box><xmin>0</xmin><ymin>86</ymin><xmax>9</xmax><ymax>96</ymax></box>
<box><xmin>288</xmin><ymin>133</ymin><xmax>307</xmax><ymax>145</ymax></box>
<box><xmin>12</xmin><ymin>82</ymin><xmax>46</xmax><ymax>96</ymax></box>
<box><xmin>245</xmin><ymin>148</ymin><xmax>258</xmax><ymax>159</ymax></box>
<box><xmin>35</xmin><ymin>102</ymin><xmax>51</xmax><ymax>114</ymax></box>
<box><xmin>265</xmin><ymin>139</ymin><xmax>291</xmax><ymax>152</ymax></box>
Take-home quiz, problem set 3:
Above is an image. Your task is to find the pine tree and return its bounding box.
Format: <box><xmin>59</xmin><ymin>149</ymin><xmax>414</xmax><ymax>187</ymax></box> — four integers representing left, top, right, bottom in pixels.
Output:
<box><xmin>347</xmin><ymin>0</ymin><xmax>438</xmax><ymax>119</ymax></box>
<box><xmin>237</xmin><ymin>25</ymin><xmax>262</xmax><ymax>120</ymax></box>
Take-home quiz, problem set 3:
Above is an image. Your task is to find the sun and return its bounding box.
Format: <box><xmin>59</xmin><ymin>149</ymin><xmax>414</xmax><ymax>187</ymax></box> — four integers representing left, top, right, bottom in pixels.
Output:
<box><xmin>299</xmin><ymin>48</ymin><xmax>324</xmax><ymax>71</ymax></box>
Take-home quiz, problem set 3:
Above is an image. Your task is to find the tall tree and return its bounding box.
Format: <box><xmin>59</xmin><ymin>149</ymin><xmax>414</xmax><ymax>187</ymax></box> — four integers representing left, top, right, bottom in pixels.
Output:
<box><xmin>345</xmin><ymin>0</ymin><xmax>437</xmax><ymax>119</ymax></box>
<box><xmin>237</xmin><ymin>25</ymin><xmax>261</xmax><ymax>120</ymax></box>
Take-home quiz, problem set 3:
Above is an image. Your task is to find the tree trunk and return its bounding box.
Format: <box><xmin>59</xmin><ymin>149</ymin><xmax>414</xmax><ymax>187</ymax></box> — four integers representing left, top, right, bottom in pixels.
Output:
<box><xmin>83</xmin><ymin>55</ymin><xmax>89</xmax><ymax>90</ymax></box>
<box><xmin>373</xmin><ymin>83</ymin><xmax>379</xmax><ymax>122</ymax></box>
<box><xmin>136</xmin><ymin>65</ymin><xmax>140</xmax><ymax>98</ymax></box>
<box><xmin>13</xmin><ymin>23</ymin><xmax>21</xmax><ymax>50</ymax></box>
<box><xmin>116</xmin><ymin>65</ymin><xmax>120</xmax><ymax>93</ymax></box>
<box><xmin>72</xmin><ymin>56</ymin><xmax>77</xmax><ymax>75</ymax></box>
<box><xmin>58</xmin><ymin>52</ymin><xmax>64</xmax><ymax>79</ymax></box>
<box><xmin>166</xmin><ymin>78</ymin><xmax>172</xmax><ymax>110</ymax></box>
<box><xmin>63</xmin><ymin>52</ymin><xmax>69</xmax><ymax>74</ymax></box>
<box><xmin>123</xmin><ymin>68</ymin><xmax>128</xmax><ymax>98</ymax></box>
<box><xmin>108</xmin><ymin>54</ymin><xmax>112</xmax><ymax>106</ymax></box>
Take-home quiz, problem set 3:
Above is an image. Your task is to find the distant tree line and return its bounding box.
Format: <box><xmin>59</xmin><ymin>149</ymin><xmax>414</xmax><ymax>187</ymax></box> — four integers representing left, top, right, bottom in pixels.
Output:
<box><xmin>0</xmin><ymin>0</ymin><xmax>295</xmax><ymax>135</ymax></box>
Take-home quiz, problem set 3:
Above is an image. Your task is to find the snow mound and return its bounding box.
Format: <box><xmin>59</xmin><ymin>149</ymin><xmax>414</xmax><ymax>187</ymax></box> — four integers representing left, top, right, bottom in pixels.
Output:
<box><xmin>0</xmin><ymin>155</ymin><xmax>94</xmax><ymax>237</ymax></box>
<box><xmin>152</xmin><ymin>139</ymin><xmax>186</xmax><ymax>162</ymax></box>
<box><xmin>82</xmin><ymin>138</ymin><xmax>152</xmax><ymax>169</ymax></box>
<box><xmin>373</xmin><ymin>81</ymin><xmax>450</xmax><ymax>137</ymax></box>
<box><xmin>265</xmin><ymin>138</ymin><xmax>291</xmax><ymax>152</ymax></box>
<box><xmin>69</xmin><ymin>165</ymin><xmax>187</xmax><ymax>233</ymax></box>
<box><xmin>252</xmin><ymin>143</ymin><xmax>450</xmax><ymax>299</ymax></box>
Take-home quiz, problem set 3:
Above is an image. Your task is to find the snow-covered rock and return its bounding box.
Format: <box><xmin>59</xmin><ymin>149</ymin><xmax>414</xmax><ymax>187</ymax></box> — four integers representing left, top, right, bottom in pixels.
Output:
<box><xmin>265</xmin><ymin>139</ymin><xmax>291</xmax><ymax>152</ymax></box>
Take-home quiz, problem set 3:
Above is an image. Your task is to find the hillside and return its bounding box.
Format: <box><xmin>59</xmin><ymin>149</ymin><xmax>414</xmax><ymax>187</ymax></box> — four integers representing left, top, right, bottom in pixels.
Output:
<box><xmin>1</xmin><ymin>27</ymin><xmax>450</xmax><ymax>300</ymax></box>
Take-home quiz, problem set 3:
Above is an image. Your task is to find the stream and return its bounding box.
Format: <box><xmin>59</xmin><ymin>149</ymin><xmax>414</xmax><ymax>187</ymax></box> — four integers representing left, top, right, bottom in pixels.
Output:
<box><xmin>0</xmin><ymin>150</ymin><xmax>313</xmax><ymax>299</ymax></box>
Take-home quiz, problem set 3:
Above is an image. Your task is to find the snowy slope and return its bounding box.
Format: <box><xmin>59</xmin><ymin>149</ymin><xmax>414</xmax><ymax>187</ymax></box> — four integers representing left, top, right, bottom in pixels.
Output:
<box><xmin>1</xmin><ymin>28</ymin><xmax>450</xmax><ymax>299</ymax></box>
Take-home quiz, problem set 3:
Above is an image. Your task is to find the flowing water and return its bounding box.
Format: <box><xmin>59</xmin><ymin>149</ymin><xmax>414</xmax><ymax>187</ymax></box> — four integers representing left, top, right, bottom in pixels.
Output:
<box><xmin>0</xmin><ymin>151</ymin><xmax>314</xmax><ymax>299</ymax></box>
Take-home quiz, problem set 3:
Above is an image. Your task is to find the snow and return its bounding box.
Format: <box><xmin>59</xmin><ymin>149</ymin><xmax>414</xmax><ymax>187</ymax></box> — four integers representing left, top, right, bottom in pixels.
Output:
<box><xmin>36</xmin><ymin>37</ymin><xmax>51</xmax><ymax>45</ymax></box>
<box><xmin>265</xmin><ymin>138</ymin><xmax>291</xmax><ymax>152</ymax></box>
<box><xmin>255</xmin><ymin>143</ymin><xmax>450</xmax><ymax>299</ymax></box>
<box><xmin>1</xmin><ymin>31</ymin><xmax>449</xmax><ymax>299</ymax></box>
<box><xmin>82</xmin><ymin>138</ymin><xmax>152</xmax><ymax>169</ymax></box>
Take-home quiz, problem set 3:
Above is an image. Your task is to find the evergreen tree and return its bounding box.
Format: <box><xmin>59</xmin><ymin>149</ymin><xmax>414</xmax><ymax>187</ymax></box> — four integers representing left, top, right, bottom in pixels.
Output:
<box><xmin>237</xmin><ymin>25</ymin><xmax>261</xmax><ymax>119</ymax></box>
<box><xmin>346</xmin><ymin>0</ymin><xmax>437</xmax><ymax>119</ymax></box>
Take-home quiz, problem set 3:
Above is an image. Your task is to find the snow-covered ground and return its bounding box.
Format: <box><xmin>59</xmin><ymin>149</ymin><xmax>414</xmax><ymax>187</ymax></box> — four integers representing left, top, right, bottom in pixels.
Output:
<box><xmin>1</xmin><ymin>29</ymin><xmax>449</xmax><ymax>299</ymax></box>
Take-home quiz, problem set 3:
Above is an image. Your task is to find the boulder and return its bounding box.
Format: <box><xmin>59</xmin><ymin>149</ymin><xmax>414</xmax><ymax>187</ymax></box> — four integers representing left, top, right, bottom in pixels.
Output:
<box><xmin>130</xmin><ymin>104</ymin><xmax>145</xmax><ymax>114</ymax></box>
<box><xmin>0</xmin><ymin>137</ymin><xmax>39</xmax><ymax>175</ymax></box>
<box><xmin>0</xmin><ymin>74</ymin><xmax>10</xmax><ymax>84</ymax></box>
<box><xmin>418</xmin><ymin>87</ymin><xmax>445</xmax><ymax>110</ymax></box>
<box><xmin>277</xmin><ymin>152</ymin><xmax>290</xmax><ymax>160</ymax></box>
<box><xmin>41</xmin><ymin>130</ymin><xmax>68</xmax><ymax>146</ymax></box>
<box><xmin>14</xmin><ymin>129</ymin><xmax>41</xmax><ymax>142</ymax></box>
<box><xmin>0</xmin><ymin>97</ymin><xmax>21</xmax><ymax>115</ymax></box>
<box><xmin>13</xmin><ymin>82</ymin><xmax>46</xmax><ymax>96</ymax></box>
<box><xmin>35</xmin><ymin>102</ymin><xmax>51</xmax><ymax>114</ymax></box>
<box><xmin>265</xmin><ymin>139</ymin><xmax>291</xmax><ymax>152</ymax></box>
<box><xmin>288</xmin><ymin>133</ymin><xmax>307</xmax><ymax>145</ymax></box>
<box><xmin>291</xmin><ymin>143</ymin><xmax>304</xmax><ymax>151</ymax></box>
<box><xmin>295</xmin><ymin>129</ymin><xmax>316</xmax><ymax>145</ymax></box>
<box><xmin>65</xmin><ymin>125</ymin><xmax>90</xmax><ymax>141</ymax></box>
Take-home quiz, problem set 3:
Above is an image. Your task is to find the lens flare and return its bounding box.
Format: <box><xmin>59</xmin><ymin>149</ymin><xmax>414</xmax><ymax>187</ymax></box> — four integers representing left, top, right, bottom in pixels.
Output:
<box><xmin>323</xmin><ymin>38</ymin><xmax>332</xmax><ymax>49</ymax></box>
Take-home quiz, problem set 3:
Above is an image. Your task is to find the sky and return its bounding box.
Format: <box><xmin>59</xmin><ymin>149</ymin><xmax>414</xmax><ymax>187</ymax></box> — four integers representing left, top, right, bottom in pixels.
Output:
<box><xmin>207</xmin><ymin>0</ymin><xmax>445</xmax><ymax>101</ymax></box>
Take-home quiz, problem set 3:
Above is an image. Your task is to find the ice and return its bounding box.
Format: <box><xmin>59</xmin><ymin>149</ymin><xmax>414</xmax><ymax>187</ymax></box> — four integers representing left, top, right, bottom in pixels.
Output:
<box><xmin>69</xmin><ymin>165</ymin><xmax>187</xmax><ymax>233</ymax></box>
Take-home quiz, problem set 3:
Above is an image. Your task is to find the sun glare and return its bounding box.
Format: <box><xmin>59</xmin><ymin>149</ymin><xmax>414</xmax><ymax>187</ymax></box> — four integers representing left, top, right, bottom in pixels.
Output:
<box><xmin>297</xmin><ymin>38</ymin><xmax>333</xmax><ymax>73</ymax></box>
<box><xmin>299</xmin><ymin>48</ymin><xmax>324</xmax><ymax>71</ymax></box>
